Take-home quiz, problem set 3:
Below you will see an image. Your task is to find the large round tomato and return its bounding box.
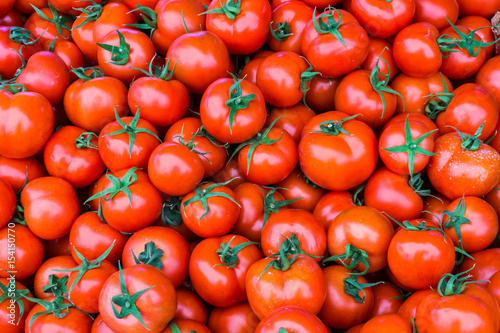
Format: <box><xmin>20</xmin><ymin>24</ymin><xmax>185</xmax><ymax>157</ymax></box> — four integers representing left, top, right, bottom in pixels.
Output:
<box><xmin>255</xmin><ymin>306</ymin><xmax>329</xmax><ymax>333</ymax></box>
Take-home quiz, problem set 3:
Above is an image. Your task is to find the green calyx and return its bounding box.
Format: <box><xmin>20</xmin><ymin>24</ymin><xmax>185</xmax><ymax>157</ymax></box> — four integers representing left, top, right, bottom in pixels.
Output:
<box><xmin>111</xmin><ymin>263</ymin><xmax>155</xmax><ymax>330</ymax></box>
<box><xmin>382</xmin><ymin>115</ymin><xmax>437</xmax><ymax>177</ymax></box>
<box><xmin>75</xmin><ymin>132</ymin><xmax>98</xmax><ymax>150</ymax></box>
<box><xmin>168</xmin><ymin>322</ymin><xmax>198</xmax><ymax>333</ymax></box>
<box><xmin>388</xmin><ymin>215</ymin><xmax>446</xmax><ymax>238</ymax></box>
<box><xmin>278</xmin><ymin>328</ymin><xmax>295</xmax><ymax>333</ymax></box>
<box><xmin>132</xmin><ymin>241</ymin><xmax>164</xmax><ymax>269</ymax></box>
<box><xmin>201</xmin><ymin>0</ymin><xmax>241</xmax><ymax>20</ymax></box>
<box><xmin>442</xmin><ymin>196</ymin><xmax>470</xmax><ymax>251</ymax></box>
<box><xmin>216</xmin><ymin>236</ymin><xmax>259</xmax><ymax>268</ymax></box>
<box><xmin>370</xmin><ymin>48</ymin><xmax>405</xmax><ymax>118</ymax></box>
<box><xmin>257</xmin><ymin>240</ymin><xmax>298</xmax><ymax>280</ymax></box>
<box><xmin>105</xmin><ymin>108</ymin><xmax>161</xmax><ymax>157</ymax></box>
<box><xmin>261</xmin><ymin>187</ymin><xmax>302</xmax><ymax>228</ymax></box>
<box><xmin>30</xmin><ymin>3</ymin><xmax>73</xmax><ymax>38</ymax></box>
<box><xmin>224</xmin><ymin>74</ymin><xmax>256</xmax><ymax>135</ymax></box>
<box><xmin>24</xmin><ymin>296</ymin><xmax>74</xmax><ymax>333</ymax></box>
<box><xmin>447</xmin><ymin>121</ymin><xmax>486</xmax><ymax>151</ymax></box>
<box><xmin>161</xmin><ymin>196</ymin><xmax>183</xmax><ymax>227</ymax></box>
<box><xmin>0</xmin><ymin>83</ymin><xmax>27</xmax><ymax>94</ymax></box>
<box><xmin>85</xmin><ymin>167</ymin><xmax>140</xmax><ymax>207</ymax></box>
<box><xmin>408</xmin><ymin>172</ymin><xmax>438</xmax><ymax>198</ymax></box>
<box><xmin>424</xmin><ymin>74</ymin><xmax>453</xmax><ymax>120</ymax></box>
<box><xmin>51</xmin><ymin>241</ymin><xmax>115</xmax><ymax>296</ymax></box>
<box><xmin>71</xmin><ymin>67</ymin><xmax>105</xmax><ymax>82</ymax></box>
<box><xmin>300</xmin><ymin>57</ymin><xmax>321</xmax><ymax>108</ymax></box>
<box><xmin>96</xmin><ymin>30</ymin><xmax>131</xmax><ymax>66</ymax></box>
<box><xmin>72</xmin><ymin>1</ymin><xmax>103</xmax><ymax>30</ymax></box>
<box><xmin>323</xmin><ymin>243</ymin><xmax>370</xmax><ymax>275</ymax></box>
<box><xmin>436</xmin><ymin>267</ymin><xmax>487</xmax><ymax>297</ymax></box>
<box><xmin>0</xmin><ymin>279</ymin><xmax>30</xmax><ymax>325</ymax></box>
<box><xmin>270</xmin><ymin>21</ymin><xmax>293</xmax><ymax>42</ymax></box>
<box><xmin>312</xmin><ymin>6</ymin><xmax>346</xmax><ymax>46</ymax></box>
<box><xmin>438</xmin><ymin>16</ymin><xmax>500</xmax><ymax>57</ymax></box>
<box><xmin>344</xmin><ymin>275</ymin><xmax>384</xmax><ymax>304</ymax></box>
<box><xmin>131</xmin><ymin>57</ymin><xmax>177</xmax><ymax>81</ymax></box>
<box><xmin>9</xmin><ymin>27</ymin><xmax>42</xmax><ymax>46</ymax></box>
<box><xmin>312</xmin><ymin>114</ymin><xmax>360</xmax><ymax>136</ymax></box>
<box><xmin>126</xmin><ymin>5</ymin><xmax>158</xmax><ymax>33</ymax></box>
<box><xmin>269</xmin><ymin>233</ymin><xmax>322</xmax><ymax>260</ymax></box>
<box><xmin>182</xmin><ymin>179</ymin><xmax>241</xmax><ymax>222</ymax></box>
<box><xmin>229</xmin><ymin>116</ymin><xmax>284</xmax><ymax>175</ymax></box>
<box><xmin>173</xmin><ymin>124</ymin><xmax>212</xmax><ymax>164</ymax></box>
<box><xmin>42</xmin><ymin>274</ymin><xmax>69</xmax><ymax>298</ymax></box>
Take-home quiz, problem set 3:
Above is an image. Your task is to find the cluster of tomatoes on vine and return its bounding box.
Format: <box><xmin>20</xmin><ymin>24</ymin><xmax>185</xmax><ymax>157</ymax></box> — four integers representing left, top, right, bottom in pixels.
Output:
<box><xmin>2</xmin><ymin>0</ymin><xmax>500</xmax><ymax>332</ymax></box>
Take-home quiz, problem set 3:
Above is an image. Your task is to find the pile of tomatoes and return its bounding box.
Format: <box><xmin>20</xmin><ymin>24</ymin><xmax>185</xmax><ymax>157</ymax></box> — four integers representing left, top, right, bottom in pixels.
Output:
<box><xmin>2</xmin><ymin>0</ymin><xmax>500</xmax><ymax>332</ymax></box>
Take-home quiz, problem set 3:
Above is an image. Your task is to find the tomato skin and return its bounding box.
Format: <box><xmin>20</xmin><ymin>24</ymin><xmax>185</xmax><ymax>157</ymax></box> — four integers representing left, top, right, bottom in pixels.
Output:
<box><xmin>298</xmin><ymin>111</ymin><xmax>378</xmax><ymax>191</ymax></box>
<box><xmin>0</xmin><ymin>26</ymin><xmax>41</xmax><ymax>80</ymax></box>
<box><xmin>267</xmin><ymin>1</ymin><xmax>314</xmax><ymax>55</ymax></box>
<box><xmin>304</xmin><ymin>76</ymin><xmax>339</xmax><ymax>113</ymax></box>
<box><xmin>301</xmin><ymin>8</ymin><xmax>369</xmax><ymax>78</ymax></box>
<box><xmin>456</xmin><ymin>0</ymin><xmax>500</xmax><ymax>18</ymax></box>
<box><xmin>265</xmin><ymin>104</ymin><xmax>316</xmax><ymax>145</ymax></box>
<box><xmin>255</xmin><ymin>306</ymin><xmax>329</xmax><ymax>333</ymax></box>
<box><xmin>476</xmin><ymin>56</ymin><xmax>500</xmax><ymax>104</ymax></box>
<box><xmin>173</xmin><ymin>289</ymin><xmax>207</xmax><ymax>324</ymax></box>
<box><xmin>367</xmin><ymin>284</ymin><xmax>404</xmax><ymax>320</ymax></box>
<box><xmin>69</xmin><ymin>212</ymin><xmax>127</xmax><ymax>266</ymax></box>
<box><xmin>393</xmin><ymin>22</ymin><xmax>441</xmax><ymax>78</ymax></box>
<box><xmin>420</xmin><ymin>194</ymin><xmax>451</xmax><ymax>225</ymax></box>
<box><xmin>200</xmin><ymin>77</ymin><xmax>267</xmax><ymax>144</ymax></box>
<box><xmin>0</xmin><ymin>178</ymin><xmax>15</xmax><ymax>229</ymax></box>
<box><xmin>0</xmin><ymin>0</ymin><xmax>14</xmax><ymax>16</ymax></box>
<box><xmin>359</xmin><ymin>314</ymin><xmax>411</xmax><ymax>333</ymax></box>
<box><xmin>397</xmin><ymin>289</ymin><xmax>435</xmax><ymax>326</ymax></box>
<box><xmin>240</xmin><ymin>57</ymin><xmax>267</xmax><ymax>85</ymax></box>
<box><xmin>210</xmin><ymin>158</ymin><xmax>246</xmax><ymax>190</ymax></box>
<box><xmin>0</xmin><ymin>279</ymin><xmax>34</xmax><ymax>333</ymax></box>
<box><xmin>122</xmin><ymin>226</ymin><xmax>190</xmax><ymax>288</ymax></box>
<box><xmin>261</xmin><ymin>209</ymin><xmax>326</xmax><ymax>259</ymax></box>
<box><xmin>43</xmin><ymin>126</ymin><xmax>105</xmax><ymax>188</ymax></box>
<box><xmin>387</xmin><ymin>221</ymin><xmax>456</xmax><ymax>290</ymax></box>
<box><xmin>427</xmin><ymin>132</ymin><xmax>500</xmax><ymax>200</ymax></box>
<box><xmin>413</xmin><ymin>0</ymin><xmax>458</xmax><ymax>31</ymax></box>
<box><xmin>246</xmin><ymin>256</ymin><xmax>326</xmax><ymax>319</ymax></box>
<box><xmin>487</xmin><ymin>271</ymin><xmax>500</xmax><ymax>309</ymax></box>
<box><xmin>166</xmin><ymin>31</ymin><xmax>230</xmax><ymax>95</ymax></box>
<box><xmin>335</xmin><ymin>69</ymin><xmax>397</xmax><ymax>128</ymax></box>
<box><xmin>275</xmin><ymin>168</ymin><xmax>327</xmax><ymax>212</ymax></box>
<box><xmin>458</xmin><ymin>248</ymin><xmax>500</xmax><ymax>287</ymax></box>
<box><xmin>99</xmin><ymin>265</ymin><xmax>177</xmax><ymax>333</ymax></box>
<box><xmin>361</xmin><ymin>38</ymin><xmax>398</xmax><ymax>82</ymax></box>
<box><xmin>21</xmin><ymin>177</ymin><xmax>80</xmax><ymax>240</ymax></box>
<box><xmin>181</xmin><ymin>183</ymin><xmax>240</xmax><ymax>238</ymax></box>
<box><xmin>91</xmin><ymin>314</ymin><xmax>114</xmax><ymax>333</ymax></box>
<box><xmin>189</xmin><ymin>234</ymin><xmax>262</xmax><ymax>307</ymax></box>
<box><xmin>25</xmin><ymin>296</ymin><xmax>93</xmax><ymax>333</ymax></box>
<box><xmin>24</xmin><ymin>7</ymin><xmax>73</xmax><ymax>45</ymax></box>
<box><xmin>328</xmin><ymin>206</ymin><xmax>394</xmax><ymax>273</ymax></box>
<box><xmin>313</xmin><ymin>191</ymin><xmax>357</xmax><ymax>230</ymax></box>
<box><xmin>237</xmin><ymin>127</ymin><xmax>297</xmax><ymax>185</ymax></box>
<box><xmin>64</xmin><ymin>75</ymin><xmax>129</xmax><ymax>133</ymax></box>
<box><xmin>148</xmin><ymin>142</ymin><xmax>204</xmax><ymax>196</ymax></box>
<box><xmin>207</xmin><ymin>301</ymin><xmax>260</xmax><ymax>333</ymax></box>
<box><xmin>0</xmin><ymin>89</ymin><xmax>54</xmax><ymax>159</ymax></box>
<box><xmin>206</xmin><ymin>0</ymin><xmax>271</xmax><ymax>55</ymax></box>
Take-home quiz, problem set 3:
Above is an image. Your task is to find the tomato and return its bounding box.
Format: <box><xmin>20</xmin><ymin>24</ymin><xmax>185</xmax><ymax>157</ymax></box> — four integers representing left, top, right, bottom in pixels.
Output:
<box><xmin>189</xmin><ymin>234</ymin><xmax>261</xmax><ymax>307</ymax></box>
<box><xmin>69</xmin><ymin>212</ymin><xmax>127</xmax><ymax>266</ymax></box>
<box><xmin>304</xmin><ymin>76</ymin><xmax>339</xmax><ymax>113</ymax></box>
<box><xmin>235</xmin><ymin>124</ymin><xmax>297</xmax><ymax>185</ymax></box>
<box><xmin>15</xmin><ymin>0</ymin><xmax>47</xmax><ymax>15</ymax></box>
<box><xmin>240</xmin><ymin>56</ymin><xmax>267</xmax><ymax>85</ymax></box>
<box><xmin>166</xmin><ymin>31</ymin><xmax>230</xmax><ymax>94</ymax></box>
<box><xmin>96</xmin><ymin>28</ymin><xmax>155</xmax><ymax>85</ymax></box>
<box><xmin>33</xmin><ymin>255</ymin><xmax>77</xmax><ymax>299</ymax></box>
<box><xmin>387</xmin><ymin>220</ymin><xmax>455</xmax><ymax>289</ymax></box>
<box><xmin>327</xmin><ymin>206</ymin><xmax>394</xmax><ymax>274</ymax></box>
<box><xmin>275</xmin><ymin>168</ymin><xmax>327</xmax><ymax>212</ymax></box>
<box><xmin>298</xmin><ymin>111</ymin><xmax>378</xmax><ymax>191</ymax></box>
<box><xmin>485</xmin><ymin>181</ymin><xmax>500</xmax><ymax>217</ymax></box>
<box><xmin>456</xmin><ymin>0</ymin><xmax>500</xmax><ymax>18</ymax></box>
<box><xmin>265</xmin><ymin>103</ymin><xmax>316</xmax><ymax>144</ymax></box>
<box><xmin>393</xmin><ymin>22</ymin><xmax>441</xmax><ymax>78</ymax></box>
<box><xmin>367</xmin><ymin>284</ymin><xmax>404</xmax><ymax>320</ymax></box>
<box><xmin>42</xmin><ymin>234</ymin><xmax>72</xmax><ymax>260</ymax></box>
<box><xmin>41</xmin><ymin>38</ymin><xmax>84</xmax><ymax>80</ymax></box>
<box><xmin>0</xmin><ymin>178</ymin><xmax>15</xmax><ymax>229</ymax></box>
<box><xmin>98</xmin><ymin>111</ymin><xmax>160</xmax><ymax>172</ymax></box>
<box><xmin>0</xmin><ymin>0</ymin><xmax>15</xmax><ymax>16</ymax></box>
<box><xmin>25</xmin><ymin>296</ymin><xmax>93</xmax><ymax>333</ymax></box>
<box><xmin>99</xmin><ymin>265</ymin><xmax>176</xmax><ymax>333</ymax></box>
<box><xmin>397</xmin><ymin>289</ymin><xmax>435</xmax><ymax>326</ymax></box>
<box><xmin>173</xmin><ymin>289</ymin><xmax>207</xmax><ymax>324</ymax></box>
<box><xmin>267</xmin><ymin>1</ymin><xmax>313</xmax><ymax>55</ymax></box>
<box><xmin>181</xmin><ymin>182</ymin><xmax>240</xmax><ymax>238</ymax></box>
<box><xmin>200</xmin><ymin>76</ymin><xmax>267</xmax><ymax>144</ymax></box>
<box><xmin>0</xmin><ymin>278</ymin><xmax>34</xmax><ymax>333</ymax></box>
<box><xmin>24</xmin><ymin>4</ymin><xmax>73</xmax><ymax>45</ymax></box>
<box><xmin>487</xmin><ymin>270</ymin><xmax>500</xmax><ymax>309</ymax></box>
<box><xmin>246</xmin><ymin>255</ymin><xmax>326</xmax><ymax>319</ymax></box>
<box><xmin>43</xmin><ymin>126</ymin><xmax>105</xmax><ymax>188</ymax></box>
<box><xmin>261</xmin><ymin>209</ymin><xmax>326</xmax><ymax>259</ymax></box>
<box><xmin>413</xmin><ymin>0</ymin><xmax>458</xmax><ymax>31</ymax></box>
<box><xmin>391</xmin><ymin>72</ymin><xmax>453</xmax><ymax>115</ymax></box>
<box><xmin>205</xmin><ymin>0</ymin><xmax>271</xmax><ymax>55</ymax></box>
<box><xmin>87</xmin><ymin>168</ymin><xmax>162</xmax><ymax>233</ymax></box>
<box><xmin>420</xmin><ymin>193</ymin><xmax>451</xmax><ymax>225</ymax></box>
<box><xmin>0</xmin><ymin>8</ymin><xmax>26</xmax><ymax>26</ymax></box>
<box><xmin>458</xmin><ymin>248</ymin><xmax>500</xmax><ymax>286</ymax></box>
<box><xmin>427</xmin><ymin>130</ymin><xmax>500</xmax><ymax>200</ymax></box>
<box><xmin>0</xmin><ymin>26</ymin><xmax>41</xmax><ymax>80</ymax></box>
<box><xmin>301</xmin><ymin>7</ymin><xmax>369</xmax><ymax>78</ymax></box>
<box><xmin>476</xmin><ymin>55</ymin><xmax>500</xmax><ymax>104</ymax></box>
<box><xmin>255</xmin><ymin>306</ymin><xmax>329</xmax><ymax>333</ymax></box>
<box><xmin>122</xmin><ymin>226</ymin><xmax>190</xmax><ymax>288</ymax></box>
<box><xmin>128</xmin><ymin>61</ymin><xmax>189</xmax><ymax>128</ymax></box>
<box><xmin>382</xmin><ymin>113</ymin><xmax>439</xmax><ymax>140</ymax></box>
<box><xmin>313</xmin><ymin>191</ymin><xmax>357</xmax><ymax>230</ymax></box>
<box><xmin>361</xmin><ymin>38</ymin><xmax>398</xmax><ymax>82</ymax></box>
<box><xmin>359</xmin><ymin>313</ymin><xmax>411</xmax><ymax>333</ymax></box>
<box><xmin>207</xmin><ymin>301</ymin><xmax>260</xmax><ymax>333</ymax></box>
<box><xmin>64</xmin><ymin>67</ymin><xmax>129</xmax><ymax>133</ymax></box>
<box><xmin>457</xmin><ymin>16</ymin><xmax>495</xmax><ymax>60</ymax></box>
<box><xmin>0</xmin><ymin>86</ymin><xmax>54</xmax><ymax>159</ymax></box>
<box><xmin>161</xmin><ymin>320</ymin><xmax>210</xmax><ymax>333</ymax></box>
<box><xmin>148</xmin><ymin>142</ymin><xmax>204</xmax><ymax>196</ymax></box>
<box><xmin>91</xmin><ymin>314</ymin><xmax>114</xmax><ymax>333</ymax></box>
<box><xmin>210</xmin><ymin>158</ymin><xmax>246</xmax><ymax>190</ymax></box>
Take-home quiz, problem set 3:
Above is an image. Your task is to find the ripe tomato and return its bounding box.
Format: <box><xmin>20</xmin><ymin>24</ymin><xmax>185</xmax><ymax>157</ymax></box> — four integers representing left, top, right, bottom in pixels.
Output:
<box><xmin>255</xmin><ymin>306</ymin><xmax>329</xmax><ymax>333</ymax></box>
<box><xmin>276</xmin><ymin>168</ymin><xmax>327</xmax><ymax>212</ymax></box>
<box><xmin>0</xmin><ymin>178</ymin><xmax>15</xmax><ymax>229</ymax></box>
<box><xmin>458</xmin><ymin>248</ymin><xmax>500</xmax><ymax>286</ymax></box>
<box><xmin>24</xmin><ymin>5</ymin><xmax>73</xmax><ymax>45</ymax></box>
<box><xmin>359</xmin><ymin>313</ymin><xmax>411</xmax><ymax>333</ymax></box>
<box><xmin>0</xmin><ymin>26</ymin><xmax>41</xmax><ymax>80</ymax></box>
<box><xmin>487</xmin><ymin>270</ymin><xmax>500</xmax><ymax>308</ymax></box>
<box><xmin>162</xmin><ymin>320</ymin><xmax>210</xmax><ymax>333</ymax></box>
<box><xmin>304</xmin><ymin>76</ymin><xmax>339</xmax><ymax>113</ymax></box>
<box><xmin>476</xmin><ymin>55</ymin><xmax>500</xmax><ymax>103</ymax></box>
<box><xmin>413</xmin><ymin>0</ymin><xmax>458</xmax><ymax>31</ymax></box>
<box><xmin>207</xmin><ymin>301</ymin><xmax>260</xmax><ymax>333</ymax></box>
<box><xmin>0</xmin><ymin>278</ymin><xmax>34</xmax><ymax>333</ymax></box>
<box><xmin>173</xmin><ymin>289</ymin><xmax>207</xmax><ymax>324</ymax></box>
<box><xmin>397</xmin><ymin>289</ymin><xmax>435</xmax><ymax>326</ymax></box>
<box><xmin>367</xmin><ymin>284</ymin><xmax>404</xmax><ymax>319</ymax></box>
<box><xmin>313</xmin><ymin>191</ymin><xmax>357</xmax><ymax>230</ymax></box>
<box><xmin>33</xmin><ymin>255</ymin><xmax>77</xmax><ymax>299</ymax></box>
<box><xmin>361</xmin><ymin>38</ymin><xmax>398</xmax><ymax>81</ymax></box>
<box><xmin>122</xmin><ymin>226</ymin><xmax>190</xmax><ymax>288</ymax></box>
<box><xmin>456</xmin><ymin>0</ymin><xmax>500</xmax><ymax>18</ymax></box>
<box><xmin>265</xmin><ymin>103</ymin><xmax>316</xmax><ymax>145</ymax></box>
<box><xmin>99</xmin><ymin>265</ymin><xmax>176</xmax><ymax>333</ymax></box>
<box><xmin>210</xmin><ymin>158</ymin><xmax>246</xmax><ymax>190</ymax></box>
<box><xmin>456</xmin><ymin>16</ymin><xmax>495</xmax><ymax>59</ymax></box>
<box><xmin>298</xmin><ymin>111</ymin><xmax>378</xmax><ymax>191</ymax></box>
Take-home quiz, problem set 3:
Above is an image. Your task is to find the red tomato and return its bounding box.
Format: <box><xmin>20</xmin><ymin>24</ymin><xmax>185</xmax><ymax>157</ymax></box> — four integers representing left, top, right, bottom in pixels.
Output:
<box><xmin>24</xmin><ymin>5</ymin><xmax>73</xmax><ymax>45</ymax></box>
<box><xmin>207</xmin><ymin>301</ymin><xmax>260</xmax><ymax>333</ymax></box>
<box><xmin>397</xmin><ymin>289</ymin><xmax>435</xmax><ymax>326</ymax></box>
<box><xmin>0</xmin><ymin>278</ymin><xmax>34</xmax><ymax>333</ymax></box>
<box><xmin>265</xmin><ymin>103</ymin><xmax>316</xmax><ymax>144</ymax></box>
<box><xmin>458</xmin><ymin>248</ymin><xmax>500</xmax><ymax>286</ymax></box>
<box><xmin>33</xmin><ymin>255</ymin><xmax>77</xmax><ymax>299</ymax></box>
<box><xmin>487</xmin><ymin>270</ymin><xmax>500</xmax><ymax>309</ymax></box>
<box><xmin>413</xmin><ymin>0</ymin><xmax>458</xmax><ymax>31</ymax></box>
<box><xmin>361</xmin><ymin>38</ymin><xmax>398</xmax><ymax>82</ymax></box>
<box><xmin>313</xmin><ymin>191</ymin><xmax>357</xmax><ymax>230</ymax></box>
<box><xmin>367</xmin><ymin>284</ymin><xmax>404</xmax><ymax>320</ymax></box>
<box><xmin>420</xmin><ymin>193</ymin><xmax>451</xmax><ymax>225</ymax></box>
<box><xmin>456</xmin><ymin>0</ymin><xmax>500</xmax><ymax>18</ymax></box>
<box><xmin>255</xmin><ymin>306</ymin><xmax>329</xmax><ymax>333</ymax></box>
<box><xmin>173</xmin><ymin>289</ymin><xmax>207</xmax><ymax>324</ymax></box>
<box><xmin>0</xmin><ymin>26</ymin><xmax>41</xmax><ymax>80</ymax></box>
<box><xmin>304</xmin><ymin>76</ymin><xmax>339</xmax><ymax>113</ymax></box>
<box><xmin>476</xmin><ymin>55</ymin><xmax>500</xmax><ymax>103</ymax></box>
<box><xmin>210</xmin><ymin>158</ymin><xmax>246</xmax><ymax>190</ymax></box>
<box><xmin>359</xmin><ymin>313</ymin><xmax>411</xmax><ymax>333</ymax></box>
<box><xmin>161</xmin><ymin>320</ymin><xmax>210</xmax><ymax>333</ymax></box>
<box><xmin>0</xmin><ymin>178</ymin><xmax>15</xmax><ymax>229</ymax></box>
<box><xmin>457</xmin><ymin>16</ymin><xmax>495</xmax><ymax>60</ymax></box>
